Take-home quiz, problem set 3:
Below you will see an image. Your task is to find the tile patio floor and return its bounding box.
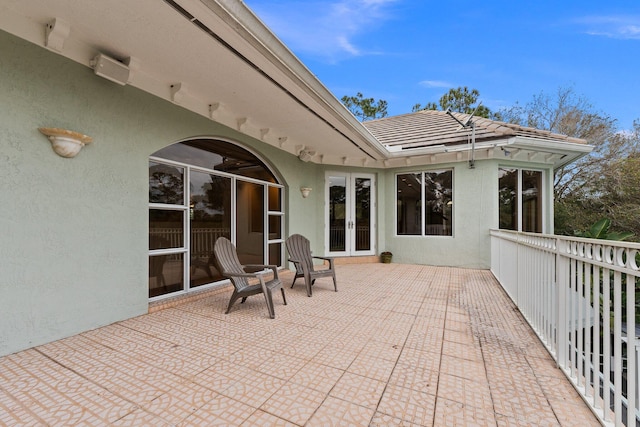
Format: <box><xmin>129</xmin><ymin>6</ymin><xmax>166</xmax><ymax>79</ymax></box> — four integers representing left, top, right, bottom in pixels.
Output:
<box><xmin>0</xmin><ymin>264</ymin><xmax>601</xmax><ymax>426</ymax></box>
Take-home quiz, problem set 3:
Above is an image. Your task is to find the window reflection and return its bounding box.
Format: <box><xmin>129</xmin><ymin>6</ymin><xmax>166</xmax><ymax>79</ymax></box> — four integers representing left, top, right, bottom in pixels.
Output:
<box><xmin>149</xmin><ymin>253</ymin><xmax>184</xmax><ymax>298</ymax></box>
<box><xmin>397</xmin><ymin>170</ymin><xmax>452</xmax><ymax>236</ymax></box>
<box><xmin>522</xmin><ymin>170</ymin><xmax>542</xmax><ymax>233</ymax></box>
<box><xmin>236</xmin><ymin>180</ymin><xmax>264</xmax><ymax>264</ymax></box>
<box><xmin>329</xmin><ymin>176</ymin><xmax>347</xmax><ymax>251</ymax></box>
<box><xmin>149</xmin><ymin>162</ymin><xmax>184</xmax><ymax>205</ymax></box>
<box><xmin>189</xmin><ymin>171</ymin><xmax>231</xmax><ymax>288</ymax></box>
<box><xmin>355</xmin><ymin>178</ymin><xmax>371</xmax><ymax>250</ymax></box>
<box><xmin>149</xmin><ymin>210</ymin><xmax>183</xmax><ymax>249</ymax></box>
<box><xmin>424</xmin><ymin>171</ymin><xmax>452</xmax><ymax>236</ymax></box>
<box><xmin>498</xmin><ymin>168</ymin><xmax>518</xmax><ymax>231</ymax></box>
<box><xmin>149</xmin><ymin>140</ymin><xmax>283</xmax><ymax>299</ymax></box>
<box><xmin>152</xmin><ymin>140</ymin><xmax>277</xmax><ymax>183</ymax></box>
<box><xmin>498</xmin><ymin>168</ymin><xmax>543</xmax><ymax>233</ymax></box>
<box><xmin>397</xmin><ymin>173</ymin><xmax>422</xmax><ymax>235</ymax></box>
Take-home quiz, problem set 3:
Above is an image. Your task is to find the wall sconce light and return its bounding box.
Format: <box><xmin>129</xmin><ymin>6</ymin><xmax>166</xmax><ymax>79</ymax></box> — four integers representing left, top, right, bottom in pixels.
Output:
<box><xmin>38</xmin><ymin>127</ymin><xmax>93</xmax><ymax>158</ymax></box>
<box><xmin>300</xmin><ymin>187</ymin><xmax>312</xmax><ymax>198</ymax></box>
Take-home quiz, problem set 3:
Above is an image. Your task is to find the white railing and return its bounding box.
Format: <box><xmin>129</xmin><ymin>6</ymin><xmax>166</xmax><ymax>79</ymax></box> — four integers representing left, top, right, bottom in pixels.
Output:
<box><xmin>491</xmin><ymin>229</ymin><xmax>640</xmax><ymax>427</ymax></box>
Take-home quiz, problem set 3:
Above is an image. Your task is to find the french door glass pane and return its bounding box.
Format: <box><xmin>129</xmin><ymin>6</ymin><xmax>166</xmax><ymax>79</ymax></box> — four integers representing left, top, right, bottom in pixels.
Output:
<box><xmin>355</xmin><ymin>177</ymin><xmax>371</xmax><ymax>250</ymax></box>
<box><xmin>522</xmin><ymin>170</ymin><xmax>542</xmax><ymax>233</ymax></box>
<box><xmin>329</xmin><ymin>176</ymin><xmax>346</xmax><ymax>251</ymax></box>
<box><xmin>149</xmin><ymin>253</ymin><xmax>184</xmax><ymax>298</ymax></box>
<box><xmin>397</xmin><ymin>173</ymin><xmax>422</xmax><ymax>235</ymax></box>
<box><xmin>190</xmin><ymin>171</ymin><xmax>231</xmax><ymax>288</ymax></box>
<box><xmin>498</xmin><ymin>168</ymin><xmax>518</xmax><ymax>230</ymax></box>
<box><xmin>149</xmin><ymin>162</ymin><xmax>184</xmax><ymax>205</ymax></box>
<box><xmin>236</xmin><ymin>180</ymin><xmax>264</xmax><ymax>264</ymax></box>
<box><xmin>149</xmin><ymin>209</ymin><xmax>183</xmax><ymax>249</ymax></box>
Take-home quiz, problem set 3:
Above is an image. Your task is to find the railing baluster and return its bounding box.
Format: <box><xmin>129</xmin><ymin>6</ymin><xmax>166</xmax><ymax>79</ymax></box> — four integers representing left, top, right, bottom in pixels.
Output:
<box><xmin>626</xmin><ymin>270</ymin><xmax>636</xmax><ymax>427</ymax></box>
<box><xmin>614</xmin><ymin>270</ymin><xmax>623</xmax><ymax>426</ymax></box>
<box><xmin>490</xmin><ymin>230</ymin><xmax>640</xmax><ymax>426</ymax></box>
<box><xmin>592</xmin><ymin>262</ymin><xmax>600</xmax><ymax>409</ymax></box>
<box><xmin>603</xmin><ymin>266</ymin><xmax>611</xmax><ymax>422</ymax></box>
<box><xmin>570</xmin><ymin>256</ymin><xmax>577</xmax><ymax>379</ymax></box>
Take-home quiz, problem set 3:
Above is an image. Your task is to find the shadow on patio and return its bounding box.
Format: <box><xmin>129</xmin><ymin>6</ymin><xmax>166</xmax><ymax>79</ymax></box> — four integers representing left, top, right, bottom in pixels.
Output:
<box><xmin>0</xmin><ymin>264</ymin><xmax>600</xmax><ymax>426</ymax></box>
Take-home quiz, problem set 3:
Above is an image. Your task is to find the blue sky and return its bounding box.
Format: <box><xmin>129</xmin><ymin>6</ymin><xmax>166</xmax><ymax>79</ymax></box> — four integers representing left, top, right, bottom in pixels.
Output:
<box><xmin>243</xmin><ymin>0</ymin><xmax>640</xmax><ymax>131</ymax></box>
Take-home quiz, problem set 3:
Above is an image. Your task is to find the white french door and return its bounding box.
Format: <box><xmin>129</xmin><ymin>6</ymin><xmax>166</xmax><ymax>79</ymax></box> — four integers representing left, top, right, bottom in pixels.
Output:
<box><xmin>325</xmin><ymin>172</ymin><xmax>376</xmax><ymax>256</ymax></box>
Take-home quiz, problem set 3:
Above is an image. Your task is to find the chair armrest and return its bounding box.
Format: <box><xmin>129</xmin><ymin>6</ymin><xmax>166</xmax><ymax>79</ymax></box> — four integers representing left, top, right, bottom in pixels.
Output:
<box><xmin>312</xmin><ymin>256</ymin><xmax>335</xmax><ymax>267</ymax></box>
<box><xmin>243</xmin><ymin>264</ymin><xmax>280</xmax><ymax>280</ymax></box>
<box><xmin>221</xmin><ymin>270</ymin><xmax>261</xmax><ymax>279</ymax></box>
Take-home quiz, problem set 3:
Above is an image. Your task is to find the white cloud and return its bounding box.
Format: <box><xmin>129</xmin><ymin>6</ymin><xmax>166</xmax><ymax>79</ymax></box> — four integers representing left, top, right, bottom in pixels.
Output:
<box><xmin>245</xmin><ymin>0</ymin><xmax>399</xmax><ymax>61</ymax></box>
<box><xmin>576</xmin><ymin>15</ymin><xmax>640</xmax><ymax>40</ymax></box>
<box><xmin>419</xmin><ymin>80</ymin><xmax>455</xmax><ymax>88</ymax></box>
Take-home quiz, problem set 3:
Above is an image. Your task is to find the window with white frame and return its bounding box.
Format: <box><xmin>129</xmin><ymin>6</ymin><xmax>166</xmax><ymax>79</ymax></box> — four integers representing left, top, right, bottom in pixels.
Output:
<box><xmin>498</xmin><ymin>168</ymin><xmax>543</xmax><ymax>233</ymax></box>
<box><xmin>148</xmin><ymin>139</ymin><xmax>284</xmax><ymax>300</ymax></box>
<box><xmin>396</xmin><ymin>170</ymin><xmax>453</xmax><ymax>236</ymax></box>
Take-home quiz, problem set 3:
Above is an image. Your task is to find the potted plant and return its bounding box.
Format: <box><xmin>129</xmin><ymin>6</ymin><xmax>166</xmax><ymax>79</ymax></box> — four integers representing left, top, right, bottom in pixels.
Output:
<box><xmin>380</xmin><ymin>251</ymin><xmax>393</xmax><ymax>263</ymax></box>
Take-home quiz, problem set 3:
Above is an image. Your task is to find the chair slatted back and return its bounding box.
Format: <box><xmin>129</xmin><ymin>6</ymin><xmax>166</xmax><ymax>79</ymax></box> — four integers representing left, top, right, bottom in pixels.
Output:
<box><xmin>214</xmin><ymin>237</ymin><xmax>250</xmax><ymax>290</ymax></box>
<box><xmin>286</xmin><ymin>234</ymin><xmax>314</xmax><ymax>273</ymax></box>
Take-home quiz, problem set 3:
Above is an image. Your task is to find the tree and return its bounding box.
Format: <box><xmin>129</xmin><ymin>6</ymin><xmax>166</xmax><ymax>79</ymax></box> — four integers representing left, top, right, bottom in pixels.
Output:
<box><xmin>500</xmin><ymin>86</ymin><xmax>640</xmax><ymax>239</ymax></box>
<box><xmin>413</xmin><ymin>86</ymin><xmax>501</xmax><ymax>120</ymax></box>
<box><xmin>341</xmin><ymin>92</ymin><xmax>388</xmax><ymax>121</ymax></box>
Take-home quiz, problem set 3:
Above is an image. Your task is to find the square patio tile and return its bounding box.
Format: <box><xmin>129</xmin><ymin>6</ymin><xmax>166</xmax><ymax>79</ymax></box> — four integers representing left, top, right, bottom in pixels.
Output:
<box><xmin>259</xmin><ymin>382</ymin><xmax>326</xmax><ymax>425</ymax></box>
<box><xmin>0</xmin><ymin>264</ymin><xmax>602</xmax><ymax>427</ymax></box>
<box><xmin>329</xmin><ymin>371</ymin><xmax>386</xmax><ymax>409</ymax></box>
<box><xmin>306</xmin><ymin>396</ymin><xmax>375</xmax><ymax>426</ymax></box>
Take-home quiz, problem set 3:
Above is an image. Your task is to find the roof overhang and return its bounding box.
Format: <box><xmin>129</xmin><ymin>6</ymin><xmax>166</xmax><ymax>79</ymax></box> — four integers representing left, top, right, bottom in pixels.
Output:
<box><xmin>383</xmin><ymin>136</ymin><xmax>593</xmax><ymax>170</ymax></box>
<box><xmin>0</xmin><ymin>0</ymin><xmax>389</xmax><ymax>166</ymax></box>
<box><xmin>0</xmin><ymin>0</ymin><xmax>595</xmax><ymax>170</ymax></box>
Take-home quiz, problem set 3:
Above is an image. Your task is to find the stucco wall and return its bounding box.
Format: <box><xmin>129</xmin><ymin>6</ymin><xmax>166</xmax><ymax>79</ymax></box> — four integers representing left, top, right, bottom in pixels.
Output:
<box><xmin>378</xmin><ymin>161</ymin><xmax>494</xmax><ymax>268</ymax></box>
<box><xmin>0</xmin><ymin>30</ymin><xmax>309</xmax><ymax>356</ymax></box>
<box><xmin>381</xmin><ymin>160</ymin><xmax>554</xmax><ymax>268</ymax></box>
<box><xmin>0</xmin><ymin>29</ymin><xmax>557</xmax><ymax>356</ymax></box>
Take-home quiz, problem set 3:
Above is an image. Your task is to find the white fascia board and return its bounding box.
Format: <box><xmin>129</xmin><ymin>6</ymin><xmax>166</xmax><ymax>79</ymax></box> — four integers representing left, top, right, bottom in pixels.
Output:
<box><xmin>207</xmin><ymin>0</ymin><xmax>390</xmax><ymax>159</ymax></box>
<box><xmin>510</xmin><ymin>136</ymin><xmax>594</xmax><ymax>154</ymax></box>
<box><xmin>507</xmin><ymin>136</ymin><xmax>593</xmax><ymax>170</ymax></box>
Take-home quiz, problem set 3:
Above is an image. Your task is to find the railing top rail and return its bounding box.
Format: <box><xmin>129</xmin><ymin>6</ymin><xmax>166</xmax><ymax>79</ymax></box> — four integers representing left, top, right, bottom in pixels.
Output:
<box><xmin>490</xmin><ymin>228</ymin><xmax>640</xmax><ymax>251</ymax></box>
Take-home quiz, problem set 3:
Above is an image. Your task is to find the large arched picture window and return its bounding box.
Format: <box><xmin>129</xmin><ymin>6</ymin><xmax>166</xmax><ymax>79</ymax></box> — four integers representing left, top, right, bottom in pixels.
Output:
<box><xmin>148</xmin><ymin>139</ymin><xmax>284</xmax><ymax>299</ymax></box>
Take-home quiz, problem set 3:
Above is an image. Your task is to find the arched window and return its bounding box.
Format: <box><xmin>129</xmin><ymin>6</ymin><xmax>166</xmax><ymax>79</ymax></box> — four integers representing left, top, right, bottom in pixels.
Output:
<box><xmin>148</xmin><ymin>139</ymin><xmax>284</xmax><ymax>299</ymax></box>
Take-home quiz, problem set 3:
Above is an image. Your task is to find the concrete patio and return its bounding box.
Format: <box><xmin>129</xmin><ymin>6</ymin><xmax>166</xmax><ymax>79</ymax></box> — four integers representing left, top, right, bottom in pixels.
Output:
<box><xmin>0</xmin><ymin>264</ymin><xmax>600</xmax><ymax>426</ymax></box>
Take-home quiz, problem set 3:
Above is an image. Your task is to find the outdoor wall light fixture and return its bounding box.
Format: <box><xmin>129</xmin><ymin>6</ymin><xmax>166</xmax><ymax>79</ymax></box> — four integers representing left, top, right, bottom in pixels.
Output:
<box><xmin>300</xmin><ymin>187</ymin><xmax>312</xmax><ymax>198</ymax></box>
<box><xmin>38</xmin><ymin>127</ymin><xmax>93</xmax><ymax>158</ymax></box>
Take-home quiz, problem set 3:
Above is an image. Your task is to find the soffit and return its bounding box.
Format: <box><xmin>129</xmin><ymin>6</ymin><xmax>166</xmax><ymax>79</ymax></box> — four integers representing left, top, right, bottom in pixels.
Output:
<box><xmin>0</xmin><ymin>0</ymin><xmax>387</xmax><ymax>166</ymax></box>
<box><xmin>0</xmin><ymin>0</ymin><xmax>592</xmax><ymax>170</ymax></box>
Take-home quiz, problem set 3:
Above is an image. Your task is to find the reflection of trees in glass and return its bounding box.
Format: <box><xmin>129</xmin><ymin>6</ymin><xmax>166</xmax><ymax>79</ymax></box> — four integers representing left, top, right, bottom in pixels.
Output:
<box><xmin>355</xmin><ymin>178</ymin><xmax>370</xmax><ymax>220</ymax></box>
<box><xmin>191</xmin><ymin>174</ymin><xmax>231</xmax><ymax>226</ymax></box>
<box><xmin>498</xmin><ymin>168</ymin><xmax>517</xmax><ymax>230</ymax></box>
<box><xmin>149</xmin><ymin>165</ymin><xmax>184</xmax><ymax>205</ymax></box>
<box><xmin>330</xmin><ymin>184</ymin><xmax>346</xmax><ymax>222</ymax></box>
<box><xmin>424</xmin><ymin>171</ymin><xmax>453</xmax><ymax>234</ymax></box>
<box><xmin>425</xmin><ymin>171</ymin><xmax>452</xmax><ymax>216</ymax></box>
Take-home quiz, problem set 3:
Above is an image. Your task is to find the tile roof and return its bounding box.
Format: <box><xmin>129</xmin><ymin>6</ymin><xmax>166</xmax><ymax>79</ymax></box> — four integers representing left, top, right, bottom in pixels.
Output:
<box><xmin>363</xmin><ymin>110</ymin><xmax>588</xmax><ymax>151</ymax></box>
